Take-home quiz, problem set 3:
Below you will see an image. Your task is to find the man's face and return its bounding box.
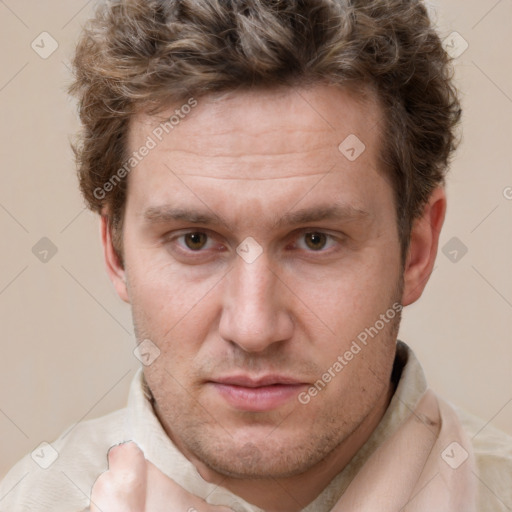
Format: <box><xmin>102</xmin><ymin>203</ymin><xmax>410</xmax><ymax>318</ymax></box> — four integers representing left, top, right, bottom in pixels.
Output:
<box><xmin>121</xmin><ymin>84</ymin><xmax>403</xmax><ymax>478</ymax></box>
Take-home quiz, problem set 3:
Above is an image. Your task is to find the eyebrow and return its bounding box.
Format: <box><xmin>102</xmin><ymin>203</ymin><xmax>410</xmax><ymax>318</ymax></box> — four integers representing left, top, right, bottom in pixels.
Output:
<box><xmin>143</xmin><ymin>206</ymin><xmax>222</xmax><ymax>225</ymax></box>
<box><xmin>141</xmin><ymin>203</ymin><xmax>371</xmax><ymax>228</ymax></box>
<box><xmin>274</xmin><ymin>204</ymin><xmax>371</xmax><ymax>228</ymax></box>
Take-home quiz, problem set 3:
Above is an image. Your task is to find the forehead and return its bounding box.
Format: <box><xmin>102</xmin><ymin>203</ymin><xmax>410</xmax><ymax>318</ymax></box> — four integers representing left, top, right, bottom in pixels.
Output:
<box><xmin>124</xmin><ymin>83</ymin><xmax>390</xmax><ymax>224</ymax></box>
<box><xmin>128</xmin><ymin>83</ymin><xmax>383</xmax><ymax>177</ymax></box>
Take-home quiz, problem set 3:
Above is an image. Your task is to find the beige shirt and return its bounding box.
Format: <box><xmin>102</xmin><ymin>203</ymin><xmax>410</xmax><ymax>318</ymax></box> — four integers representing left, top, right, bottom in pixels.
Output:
<box><xmin>1</xmin><ymin>342</ymin><xmax>511</xmax><ymax>511</ymax></box>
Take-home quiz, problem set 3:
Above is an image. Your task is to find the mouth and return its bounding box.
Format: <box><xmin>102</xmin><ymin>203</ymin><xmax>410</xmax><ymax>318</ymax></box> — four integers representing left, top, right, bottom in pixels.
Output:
<box><xmin>207</xmin><ymin>375</ymin><xmax>308</xmax><ymax>412</ymax></box>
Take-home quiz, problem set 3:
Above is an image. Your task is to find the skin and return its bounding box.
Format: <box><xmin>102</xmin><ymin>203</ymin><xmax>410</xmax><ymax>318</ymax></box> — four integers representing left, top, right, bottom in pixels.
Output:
<box><xmin>91</xmin><ymin>442</ymin><xmax>233</xmax><ymax>512</ymax></box>
<box><xmin>96</xmin><ymin>83</ymin><xmax>446</xmax><ymax>511</ymax></box>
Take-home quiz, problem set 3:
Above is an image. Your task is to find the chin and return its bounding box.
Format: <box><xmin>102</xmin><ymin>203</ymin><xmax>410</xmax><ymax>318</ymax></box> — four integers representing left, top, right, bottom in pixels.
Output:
<box><xmin>184</xmin><ymin>426</ymin><xmax>342</xmax><ymax>480</ymax></box>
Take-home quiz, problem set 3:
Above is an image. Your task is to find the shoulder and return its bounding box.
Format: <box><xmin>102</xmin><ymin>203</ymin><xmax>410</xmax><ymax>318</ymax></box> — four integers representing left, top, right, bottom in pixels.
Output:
<box><xmin>457</xmin><ymin>407</ymin><xmax>512</xmax><ymax>511</ymax></box>
<box><xmin>0</xmin><ymin>408</ymin><xmax>130</xmax><ymax>512</ymax></box>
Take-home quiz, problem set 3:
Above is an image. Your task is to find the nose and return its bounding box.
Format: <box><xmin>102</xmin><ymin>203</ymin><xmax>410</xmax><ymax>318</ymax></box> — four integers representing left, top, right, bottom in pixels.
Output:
<box><xmin>218</xmin><ymin>252</ymin><xmax>294</xmax><ymax>353</ymax></box>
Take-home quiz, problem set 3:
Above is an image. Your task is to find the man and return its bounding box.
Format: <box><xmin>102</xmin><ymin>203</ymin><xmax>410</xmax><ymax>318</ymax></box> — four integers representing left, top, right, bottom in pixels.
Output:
<box><xmin>1</xmin><ymin>0</ymin><xmax>511</xmax><ymax>511</ymax></box>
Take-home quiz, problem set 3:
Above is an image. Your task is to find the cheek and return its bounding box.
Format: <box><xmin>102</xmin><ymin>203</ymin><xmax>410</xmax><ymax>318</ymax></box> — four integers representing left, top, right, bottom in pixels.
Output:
<box><xmin>126</xmin><ymin>255</ymin><xmax>223</xmax><ymax>358</ymax></box>
<box><xmin>289</xmin><ymin>253</ymin><xmax>400</xmax><ymax>331</ymax></box>
<box><xmin>128</xmin><ymin>238</ymin><xmax>215</xmax><ymax>305</ymax></box>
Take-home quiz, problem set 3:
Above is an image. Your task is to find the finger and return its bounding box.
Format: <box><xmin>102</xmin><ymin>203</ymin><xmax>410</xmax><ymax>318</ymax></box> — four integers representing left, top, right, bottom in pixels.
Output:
<box><xmin>145</xmin><ymin>461</ymin><xmax>234</xmax><ymax>512</ymax></box>
<box><xmin>90</xmin><ymin>441</ymin><xmax>147</xmax><ymax>512</ymax></box>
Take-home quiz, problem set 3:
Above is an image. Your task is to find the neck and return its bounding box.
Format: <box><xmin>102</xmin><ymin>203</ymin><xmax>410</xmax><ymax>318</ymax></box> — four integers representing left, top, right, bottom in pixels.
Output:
<box><xmin>172</xmin><ymin>383</ymin><xmax>394</xmax><ymax>512</ymax></box>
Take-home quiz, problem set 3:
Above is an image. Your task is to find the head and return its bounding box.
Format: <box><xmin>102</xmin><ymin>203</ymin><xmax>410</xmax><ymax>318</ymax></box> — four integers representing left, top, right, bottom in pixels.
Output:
<box><xmin>69</xmin><ymin>0</ymin><xmax>460</xmax><ymax>482</ymax></box>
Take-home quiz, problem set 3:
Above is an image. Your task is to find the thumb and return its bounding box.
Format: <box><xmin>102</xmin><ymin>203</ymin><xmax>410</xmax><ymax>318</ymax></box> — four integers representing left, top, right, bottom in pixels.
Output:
<box><xmin>90</xmin><ymin>441</ymin><xmax>147</xmax><ymax>512</ymax></box>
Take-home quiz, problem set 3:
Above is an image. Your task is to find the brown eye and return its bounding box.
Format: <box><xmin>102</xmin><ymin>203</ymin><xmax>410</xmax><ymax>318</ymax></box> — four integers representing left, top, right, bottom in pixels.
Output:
<box><xmin>304</xmin><ymin>232</ymin><xmax>327</xmax><ymax>250</ymax></box>
<box><xmin>184</xmin><ymin>232</ymin><xmax>208</xmax><ymax>250</ymax></box>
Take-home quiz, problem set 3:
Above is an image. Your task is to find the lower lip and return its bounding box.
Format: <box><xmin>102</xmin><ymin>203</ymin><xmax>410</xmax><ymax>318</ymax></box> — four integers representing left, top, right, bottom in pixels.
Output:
<box><xmin>210</xmin><ymin>383</ymin><xmax>306</xmax><ymax>412</ymax></box>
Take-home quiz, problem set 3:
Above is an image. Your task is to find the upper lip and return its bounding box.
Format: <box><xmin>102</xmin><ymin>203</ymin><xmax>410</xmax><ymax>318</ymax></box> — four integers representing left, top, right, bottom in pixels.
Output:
<box><xmin>210</xmin><ymin>375</ymin><xmax>306</xmax><ymax>387</ymax></box>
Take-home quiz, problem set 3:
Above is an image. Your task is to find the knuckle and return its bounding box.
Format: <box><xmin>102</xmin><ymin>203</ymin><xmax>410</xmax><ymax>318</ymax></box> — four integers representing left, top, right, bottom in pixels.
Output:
<box><xmin>91</xmin><ymin>471</ymin><xmax>116</xmax><ymax>498</ymax></box>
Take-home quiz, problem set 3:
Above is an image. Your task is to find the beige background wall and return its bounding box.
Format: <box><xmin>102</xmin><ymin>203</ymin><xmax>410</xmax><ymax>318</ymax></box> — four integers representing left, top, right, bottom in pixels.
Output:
<box><xmin>1</xmin><ymin>0</ymin><xmax>511</xmax><ymax>479</ymax></box>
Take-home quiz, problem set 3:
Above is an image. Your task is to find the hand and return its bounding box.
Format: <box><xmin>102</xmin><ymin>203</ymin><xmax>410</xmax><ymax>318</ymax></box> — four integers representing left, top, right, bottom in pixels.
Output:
<box><xmin>90</xmin><ymin>441</ymin><xmax>235</xmax><ymax>512</ymax></box>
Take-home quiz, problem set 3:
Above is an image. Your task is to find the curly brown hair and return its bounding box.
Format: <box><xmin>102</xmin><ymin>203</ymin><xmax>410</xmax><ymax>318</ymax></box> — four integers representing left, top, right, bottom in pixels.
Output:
<box><xmin>69</xmin><ymin>0</ymin><xmax>461</xmax><ymax>262</ymax></box>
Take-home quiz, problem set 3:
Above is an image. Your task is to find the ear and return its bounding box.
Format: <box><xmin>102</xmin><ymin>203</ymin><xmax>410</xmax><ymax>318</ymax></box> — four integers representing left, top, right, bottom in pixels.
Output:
<box><xmin>401</xmin><ymin>187</ymin><xmax>446</xmax><ymax>306</ymax></box>
<box><xmin>100</xmin><ymin>214</ymin><xmax>130</xmax><ymax>304</ymax></box>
